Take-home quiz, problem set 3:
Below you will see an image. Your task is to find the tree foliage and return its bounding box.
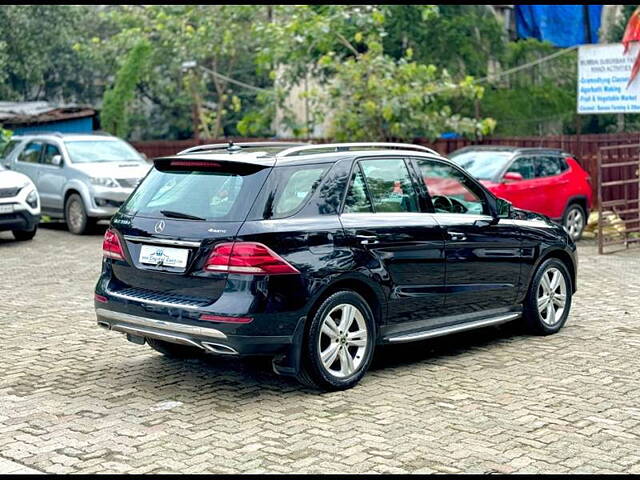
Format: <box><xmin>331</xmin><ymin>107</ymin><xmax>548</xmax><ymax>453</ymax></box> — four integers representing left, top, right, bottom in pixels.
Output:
<box><xmin>100</xmin><ymin>40</ymin><xmax>150</xmax><ymax>138</ymax></box>
<box><xmin>2</xmin><ymin>5</ymin><xmax>629</xmax><ymax>140</ymax></box>
<box><xmin>0</xmin><ymin>5</ymin><xmax>103</xmax><ymax>103</ymax></box>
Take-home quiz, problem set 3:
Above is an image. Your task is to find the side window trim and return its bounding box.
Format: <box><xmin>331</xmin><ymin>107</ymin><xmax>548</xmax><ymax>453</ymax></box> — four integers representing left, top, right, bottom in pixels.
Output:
<box><xmin>357</xmin><ymin>161</ymin><xmax>376</xmax><ymax>214</ymax></box>
<box><xmin>340</xmin><ymin>159</ymin><xmax>375</xmax><ymax>214</ymax></box>
<box><xmin>406</xmin><ymin>157</ymin><xmax>435</xmax><ymax>213</ymax></box>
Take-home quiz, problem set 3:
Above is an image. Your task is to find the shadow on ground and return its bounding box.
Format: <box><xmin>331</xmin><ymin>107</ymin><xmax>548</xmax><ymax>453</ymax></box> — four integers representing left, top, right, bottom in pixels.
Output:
<box><xmin>98</xmin><ymin>321</ymin><xmax>528</xmax><ymax>397</ymax></box>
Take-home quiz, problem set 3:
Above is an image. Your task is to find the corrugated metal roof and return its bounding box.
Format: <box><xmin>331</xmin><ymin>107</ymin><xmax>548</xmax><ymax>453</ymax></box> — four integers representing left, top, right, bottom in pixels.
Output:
<box><xmin>0</xmin><ymin>101</ymin><xmax>96</xmax><ymax>124</ymax></box>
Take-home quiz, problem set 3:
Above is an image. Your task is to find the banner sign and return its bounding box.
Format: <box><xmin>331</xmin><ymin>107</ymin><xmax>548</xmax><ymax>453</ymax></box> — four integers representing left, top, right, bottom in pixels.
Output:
<box><xmin>578</xmin><ymin>43</ymin><xmax>640</xmax><ymax>114</ymax></box>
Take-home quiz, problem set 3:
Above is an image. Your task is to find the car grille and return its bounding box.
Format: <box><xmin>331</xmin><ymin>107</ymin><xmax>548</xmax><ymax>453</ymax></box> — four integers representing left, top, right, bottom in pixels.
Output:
<box><xmin>0</xmin><ymin>187</ymin><xmax>20</xmax><ymax>198</ymax></box>
<box><xmin>116</xmin><ymin>178</ymin><xmax>140</xmax><ymax>189</ymax></box>
<box><xmin>109</xmin><ymin>286</ymin><xmax>211</xmax><ymax>308</ymax></box>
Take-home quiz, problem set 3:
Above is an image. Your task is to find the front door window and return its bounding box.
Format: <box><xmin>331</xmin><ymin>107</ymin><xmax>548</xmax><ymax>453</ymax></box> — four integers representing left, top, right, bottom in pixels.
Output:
<box><xmin>415</xmin><ymin>159</ymin><xmax>487</xmax><ymax>215</ymax></box>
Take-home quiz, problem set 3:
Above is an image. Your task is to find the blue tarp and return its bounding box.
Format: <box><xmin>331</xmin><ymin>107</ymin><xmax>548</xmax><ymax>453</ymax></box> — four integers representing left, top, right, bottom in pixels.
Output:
<box><xmin>515</xmin><ymin>5</ymin><xmax>604</xmax><ymax>47</ymax></box>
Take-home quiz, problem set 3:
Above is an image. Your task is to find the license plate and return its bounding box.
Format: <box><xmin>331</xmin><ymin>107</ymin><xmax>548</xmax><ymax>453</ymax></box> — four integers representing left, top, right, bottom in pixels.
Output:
<box><xmin>0</xmin><ymin>204</ymin><xmax>14</xmax><ymax>214</ymax></box>
<box><xmin>139</xmin><ymin>245</ymin><xmax>189</xmax><ymax>268</ymax></box>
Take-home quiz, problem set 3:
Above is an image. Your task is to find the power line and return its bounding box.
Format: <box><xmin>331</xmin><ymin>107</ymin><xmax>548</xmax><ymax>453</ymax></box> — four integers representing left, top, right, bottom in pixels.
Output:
<box><xmin>185</xmin><ymin>63</ymin><xmax>272</xmax><ymax>94</ymax></box>
<box><xmin>474</xmin><ymin>45</ymin><xmax>579</xmax><ymax>85</ymax></box>
<box><xmin>431</xmin><ymin>44</ymin><xmax>579</xmax><ymax>95</ymax></box>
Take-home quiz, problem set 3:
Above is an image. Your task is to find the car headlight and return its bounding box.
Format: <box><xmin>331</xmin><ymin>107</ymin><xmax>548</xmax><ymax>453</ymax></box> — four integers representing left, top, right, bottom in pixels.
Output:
<box><xmin>91</xmin><ymin>177</ymin><xmax>120</xmax><ymax>188</ymax></box>
<box><xmin>26</xmin><ymin>189</ymin><xmax>38</xmax><ymax>209</ymax></box>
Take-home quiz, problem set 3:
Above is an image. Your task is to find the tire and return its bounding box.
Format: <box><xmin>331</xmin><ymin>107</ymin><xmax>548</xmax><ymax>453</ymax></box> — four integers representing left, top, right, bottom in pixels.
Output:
<box><xmin>147</xmin><ymin>338</ymin><xmax>201</xmax><ymax>359</ymax></box>
<box><xmin>65</xmin><ymin>193</ymin><xmax>95</xmax><ymax>235</ymax></box>
<box><xmin>563</xmin><ymin>203</ymin><xmax>586</xmax><ymax>241</ymax></box>
<box><xmin>12</xmin><ymin>226</ymin><xmax>37</xmax><ymax>241</ymax></box>
<box><xmin>523</xmin><ymin>258</ymin><xmax>572</xmax><ymax>335</ymax></box>
<box><xmin>299</xmin><ymin>291</ymin><xmax>376</xmax><ymax>391</ymax></box>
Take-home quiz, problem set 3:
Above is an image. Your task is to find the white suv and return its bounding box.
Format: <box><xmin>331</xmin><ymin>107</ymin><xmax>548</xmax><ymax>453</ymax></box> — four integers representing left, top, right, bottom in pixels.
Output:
<box><xmin>1</xmin><ymin>132</ymin><xmax>150</xmax><ymax>234</ymax></box>
<box><xmin>0</xmin><ymin>163</ymin><xmax>40</xmax><ymax>240</ymax></box>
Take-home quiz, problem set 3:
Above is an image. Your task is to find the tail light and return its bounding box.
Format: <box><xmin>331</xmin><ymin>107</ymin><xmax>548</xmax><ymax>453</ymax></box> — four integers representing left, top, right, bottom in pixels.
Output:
<box><xmin>102</xmin><ymin>228</ymin><xmax>125</xmax><ymax>261</ymax></box>
<box><xmin>204</xmin><ymin>242</ymin><xmax>299</xmax><ymax>275</ymax></box>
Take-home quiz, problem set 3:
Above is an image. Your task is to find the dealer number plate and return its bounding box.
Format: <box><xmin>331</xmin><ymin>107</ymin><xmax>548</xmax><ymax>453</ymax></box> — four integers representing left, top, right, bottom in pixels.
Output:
<box><xmin>139</xmin><ymin>244</ymin><xmax>189</xmax><ymax>268</ymax></box>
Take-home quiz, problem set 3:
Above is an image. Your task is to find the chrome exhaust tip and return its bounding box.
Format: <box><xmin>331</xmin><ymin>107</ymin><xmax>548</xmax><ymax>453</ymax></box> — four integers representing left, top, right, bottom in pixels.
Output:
<box><xmin>202</xmin><ymin>342</ymin><xmax>238</xmax><ymax>355</ymax></box>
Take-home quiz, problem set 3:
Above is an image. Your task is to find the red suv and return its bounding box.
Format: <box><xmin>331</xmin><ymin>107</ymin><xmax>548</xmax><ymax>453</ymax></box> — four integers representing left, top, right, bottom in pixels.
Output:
<box><xmin>449</xmin><ymin>147</ymin><xmax>592</xmax><ymax>240</ymax></box>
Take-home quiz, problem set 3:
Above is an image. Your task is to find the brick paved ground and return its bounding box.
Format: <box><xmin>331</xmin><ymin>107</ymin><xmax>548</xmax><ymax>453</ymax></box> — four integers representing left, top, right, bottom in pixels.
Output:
<box><xmin>1</xmin><ymin>224</ymin><xmax>639</xmax><ymax>474</ymax></box>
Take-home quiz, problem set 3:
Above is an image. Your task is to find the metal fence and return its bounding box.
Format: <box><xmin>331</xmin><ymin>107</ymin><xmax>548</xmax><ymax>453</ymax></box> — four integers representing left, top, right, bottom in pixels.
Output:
<box><xmin>131</xmin><ymin>132</ymin><xmax>640</xmax><ymax>208</ymax></box>
<box><xmin>596</xmin><ymin>144</ymin><xmax>640</xmax><ymax>254</ymax></box>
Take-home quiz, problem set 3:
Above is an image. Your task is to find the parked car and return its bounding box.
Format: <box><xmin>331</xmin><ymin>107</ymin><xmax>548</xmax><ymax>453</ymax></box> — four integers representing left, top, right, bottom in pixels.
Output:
<box><xmin>1</xmin><ymin>132</ymin><xmax>150</xmax><ymax>234</ymax></box>
<box><xmin>448</xmin><ymin>146</ymin><xmax>593</xmax><ymax>241</ymax></box>
<box><xmin>0</xmin><ymin>163</ymin><xmax>40</xmax><ymax>240</ymax></box>
<box><xmin>94</xmin><ymin>142</ymin><xmax>577</xmax><ymax>391</ymax></box>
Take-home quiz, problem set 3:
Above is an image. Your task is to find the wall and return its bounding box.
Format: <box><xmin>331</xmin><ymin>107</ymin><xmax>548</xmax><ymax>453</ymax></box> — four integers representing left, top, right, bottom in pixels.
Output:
<box><xmin>10</xmin><ymin>117</ymin><xmax>94</xmax><ymax>135</ymax></box>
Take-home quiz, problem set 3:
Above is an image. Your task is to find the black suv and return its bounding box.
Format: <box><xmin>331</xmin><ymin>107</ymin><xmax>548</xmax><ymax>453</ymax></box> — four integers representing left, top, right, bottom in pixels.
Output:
<box><xmin>95</xmin><ymin>142</ymin><xmax>577</xmax><ymax>390</ymax></box>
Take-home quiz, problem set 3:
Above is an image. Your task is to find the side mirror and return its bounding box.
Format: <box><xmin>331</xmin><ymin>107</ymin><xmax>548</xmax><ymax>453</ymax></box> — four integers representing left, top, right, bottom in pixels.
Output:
<box><xmin>503</xmin><ymin>171</ymin><xmax>523</xmax><ymax>182</ymax></box>
<box><xmin>51</xmin><ymin>154</ymin><xmax>62</xmax><ymax>167</ymax></box>
<box><xmin>496</xmin><ymin>197</ymin><xmax>512</xmax><ymax>218</ymax></box>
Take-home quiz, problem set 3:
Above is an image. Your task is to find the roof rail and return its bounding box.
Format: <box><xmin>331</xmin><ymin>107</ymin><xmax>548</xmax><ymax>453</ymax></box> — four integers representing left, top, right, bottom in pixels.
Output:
<box><xmin>177</xmin><ymin>142</ymin><xmax>307</xmax><ymax>155</ymax></box>
<box><xmin>277</xmin><ymin>142</ymin><xmax>439</xmax><ymax>157</ymax></box>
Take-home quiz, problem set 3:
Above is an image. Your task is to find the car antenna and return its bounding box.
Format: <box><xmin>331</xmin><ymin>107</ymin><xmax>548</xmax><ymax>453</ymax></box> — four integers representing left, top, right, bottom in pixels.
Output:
<box><xmin>226</xmin><ymin>139</ymin><xmax>241</xmax><ymax>153</ymax></box>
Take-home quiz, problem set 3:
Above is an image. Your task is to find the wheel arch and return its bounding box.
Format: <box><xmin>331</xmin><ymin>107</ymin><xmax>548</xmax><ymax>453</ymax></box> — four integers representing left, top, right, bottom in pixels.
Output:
<box><xmin>564</xmin><ymin>195</ymin><xmax>589</xmax><ymax>218</ymax></box>
<box><xmin>63</xmin><ymin>181</ymin><xmax>91</xmax><ymax>213</ymax></box>
<box><xmin>272</xmin><ymin>273</ymin><xmax>386</xmax><ymax>379</ymax></box>
<box><xmin>307</xmin><ymin>274</ymin><xmax>386</xmax><ymax>330</ymax></box>
<box><xmin>535</xmin><ymin>248</ymin><xmax>577</xmax><ymax>294</ymax></box>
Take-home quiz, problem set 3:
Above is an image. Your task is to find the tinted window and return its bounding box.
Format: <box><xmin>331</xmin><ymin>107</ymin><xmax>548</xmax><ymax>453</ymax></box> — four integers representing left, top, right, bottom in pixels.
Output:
<box><xmin>449</xmin><ymin>150</ymin><xmax>513</xmax><ymax>180</ymax></box>
<box><xmin>122</xmin><ymin>164</ymin><xmax>269</xmax><ymax>221</ymax></box>
<box><xmin>343</xmin><ymin>166</ymin><xmax>373</xmax><ymax>213</ymax></box>
<box><xmin>42</xmin><ymin>144</ymin><xmax>62</xmax><ymax>165</ymax></box>
<box><xmin>18</xmin><ymin>142</ymin><xmax>43</xmax><ymax>163</ymax></box>
<box><xmin>64</xmin><ymin>139</ymin><xmax>143</xmax><ymax>164</ymax></box>
<box><xmin>507</xmin><ymin>157</ymin><xmax>535</xmax><ymax>180</ymax></box>
<box><xmin>359</xmin><ymin>158</ymin><xmax>420</xmax><ymax>213</ymax></box>
<box><xmin>416</xmin><ymin>158</ymin><xmax>487</xmax><ymax>215</ymax></box>
<box><xmin>535</xmin><ymin>156</ymin><xmax>566</xmax><ymax>177</ymax></box>
<box><xmin>272</xmin><ymin>165</ymin><xmax>328</xmax><ymax>218</ymax></box>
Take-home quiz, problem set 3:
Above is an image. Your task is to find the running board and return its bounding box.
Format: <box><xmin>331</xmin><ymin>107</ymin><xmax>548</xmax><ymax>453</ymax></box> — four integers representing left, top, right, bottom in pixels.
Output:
<box><xmin>386</xmin><ymin>312</ymin><xmax>521</xmax><ymax>344</ymax></box>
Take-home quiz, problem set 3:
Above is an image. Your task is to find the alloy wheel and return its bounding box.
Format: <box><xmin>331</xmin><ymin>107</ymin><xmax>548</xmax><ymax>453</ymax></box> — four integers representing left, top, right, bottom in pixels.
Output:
<box><xmin>537</xmin><ymin>267</ymin><xmax>567</xmax><ymax>326</ymax></box>
<box><xmin>565</xmin><ymin>207</ymin><xmax>584</xmax><ymax>241</ymax></box>
<box><xmin>68</xmin><ymin>199</ymin><xmax>84</xmax><ymax>232</ymax></box>
<box><xmin>318</xmin><ymin>303</ymin><xmax>368</xmax><ymax>378</ymax></box>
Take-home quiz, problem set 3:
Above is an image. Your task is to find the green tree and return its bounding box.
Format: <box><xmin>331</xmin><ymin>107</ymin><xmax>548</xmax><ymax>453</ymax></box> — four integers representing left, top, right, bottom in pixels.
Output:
<box><xmin>0</xmin><ymin>5</ymin><xmax>104</xmax><ymax>103</ymax></box>
<box><xmin>100</xmin><ymin>40</ymin><xmax>151</xmax><ymax>137</ymax></box>
<box><xmin>83</xmin><ymin>5</ymin><xmax>270</xmax><ymax>140</ymax></box>
<box><xmin>253</xmin><ymin>5</ymin><xmax>493</xmax><ymax>141</ymax></box>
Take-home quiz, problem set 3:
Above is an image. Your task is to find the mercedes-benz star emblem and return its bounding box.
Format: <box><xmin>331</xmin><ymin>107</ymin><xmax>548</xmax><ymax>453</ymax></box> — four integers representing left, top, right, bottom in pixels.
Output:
<box><xmin>154</xmin><ymin>220</ymin><xmax>166</xmax><ymax>233</ymax></box>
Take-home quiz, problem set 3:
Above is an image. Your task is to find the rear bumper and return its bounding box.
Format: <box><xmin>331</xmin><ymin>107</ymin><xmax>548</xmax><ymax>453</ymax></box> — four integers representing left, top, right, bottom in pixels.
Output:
<box><xmin>96</xmin><ymin>306</ymin><xmax>295</xmax><ymax>357</ymax></box>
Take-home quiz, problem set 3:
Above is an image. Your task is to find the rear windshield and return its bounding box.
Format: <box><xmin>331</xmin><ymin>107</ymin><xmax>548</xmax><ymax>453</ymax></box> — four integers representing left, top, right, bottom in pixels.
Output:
<box><xmin>121</xmin><ymin>164</ymin><xmax>270</xmax><ymax>222</ymax></box>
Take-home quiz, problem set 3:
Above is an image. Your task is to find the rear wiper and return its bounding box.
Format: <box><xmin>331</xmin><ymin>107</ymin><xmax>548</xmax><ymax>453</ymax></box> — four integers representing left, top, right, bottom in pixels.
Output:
<box><xmin>160</xmin><ymin>210</ymin><xmax>205</xmax><ymax>221</ymax></box>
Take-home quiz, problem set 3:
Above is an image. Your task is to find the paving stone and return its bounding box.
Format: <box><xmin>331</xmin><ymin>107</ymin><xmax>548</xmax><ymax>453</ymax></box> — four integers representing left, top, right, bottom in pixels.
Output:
<box><xmin>1</xmin><ymin>228</ymin><xmax>639</xmax><ymax>473</ymax></box>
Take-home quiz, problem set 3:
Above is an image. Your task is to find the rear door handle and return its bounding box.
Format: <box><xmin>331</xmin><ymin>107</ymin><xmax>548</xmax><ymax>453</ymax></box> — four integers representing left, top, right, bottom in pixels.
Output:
<box><xmin>355</xmin><ymin>234</ymin><xmax>379</xmax><ymax>245</ymax></box>
<box><xmin>448</xmin><ymin>231</ymin><xmax>467</xmax><ymax>241</ymax></box>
